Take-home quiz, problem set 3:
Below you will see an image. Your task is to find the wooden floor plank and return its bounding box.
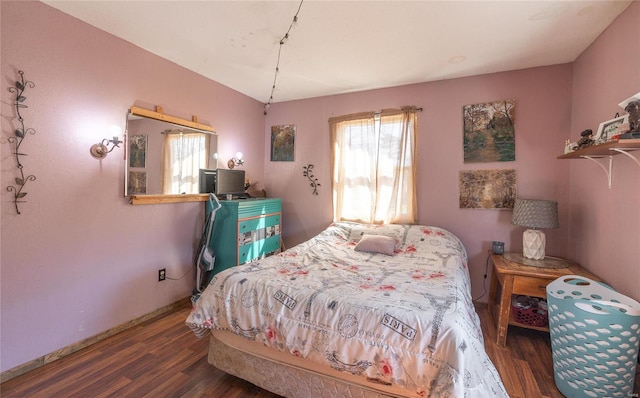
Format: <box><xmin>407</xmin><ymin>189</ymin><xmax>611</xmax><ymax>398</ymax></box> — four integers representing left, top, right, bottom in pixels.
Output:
<box><xmin>2</xmin><ymin>301</ymin><xmax>638</xmax><ymax>397</ymax></box>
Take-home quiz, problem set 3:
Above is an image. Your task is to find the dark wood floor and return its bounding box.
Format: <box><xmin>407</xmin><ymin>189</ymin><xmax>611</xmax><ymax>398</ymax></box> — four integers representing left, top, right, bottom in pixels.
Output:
<box><xmin>1</xmin><ymin>301</ymin><xmax>638</xmax><ymax>398</ymax></box>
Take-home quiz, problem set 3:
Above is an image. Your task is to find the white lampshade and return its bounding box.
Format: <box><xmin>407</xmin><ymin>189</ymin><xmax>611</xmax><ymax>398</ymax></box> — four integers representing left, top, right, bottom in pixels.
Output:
<box><xmin>512</xmin><ymin>199</ymin><xmax>559</xmax><ymax>260</ymax></box>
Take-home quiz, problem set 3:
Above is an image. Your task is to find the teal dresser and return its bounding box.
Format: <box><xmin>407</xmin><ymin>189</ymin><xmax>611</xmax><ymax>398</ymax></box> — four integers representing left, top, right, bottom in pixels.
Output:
<box><xmin>209</xmin><ymin>198</ymin><xmax>282</xmax><ymax>276</ymax></box>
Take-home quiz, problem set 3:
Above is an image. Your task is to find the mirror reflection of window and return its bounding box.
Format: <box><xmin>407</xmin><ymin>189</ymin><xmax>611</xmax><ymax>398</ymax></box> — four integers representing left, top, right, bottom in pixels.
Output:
<box><xmin>125</xmin><ymin>110</ymin><xmax>217</xmax><ymax>197</ymax></box>
<box><xmin>161</xmin><ymin>129</ymin><xmax>210</xmax><ymax>194</ymax></box>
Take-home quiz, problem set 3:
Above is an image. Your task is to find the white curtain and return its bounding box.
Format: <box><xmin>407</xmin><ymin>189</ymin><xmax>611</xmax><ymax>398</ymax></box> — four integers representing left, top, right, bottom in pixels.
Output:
<box><xmin>329</xmin><ymin>107</ymin><xmax>418</xmax><ymax>224</ymax></box>
<box><xmin>161</xmin><ymin>130</ymin><xmax>209</xmax><ymax>194</ymax></box>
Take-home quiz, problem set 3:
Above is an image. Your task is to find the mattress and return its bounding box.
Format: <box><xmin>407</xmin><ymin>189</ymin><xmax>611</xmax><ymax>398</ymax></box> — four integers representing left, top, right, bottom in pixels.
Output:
<box><xmin>186</xmin><ymin>222</ymin><xmax>507</xmax><ymax>397</ymax></box>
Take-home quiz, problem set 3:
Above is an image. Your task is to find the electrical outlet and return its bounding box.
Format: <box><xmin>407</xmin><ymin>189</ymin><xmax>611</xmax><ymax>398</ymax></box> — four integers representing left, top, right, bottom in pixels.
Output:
<box><xmin>158</xmin><ymin>268</ymin><xmax>166</xmax><ymax>281</ymax></box>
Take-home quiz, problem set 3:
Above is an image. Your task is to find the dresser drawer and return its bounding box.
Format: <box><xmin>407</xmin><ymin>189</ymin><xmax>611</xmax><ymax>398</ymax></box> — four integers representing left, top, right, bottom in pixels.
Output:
<box><xmin>239</xmin><ymin>214</ymin><xmax>281</xmax><ymax>234</ymax></box>
<box><xmin>239</xmin><ymin>235</ymin><xmax>281</xmax><ymax>264</ymax></box>
<box><xmin>237</xmin><ymin>199</ymin><xmax>282</xmax><ymax>218</ymax></box>
<box><xmin>512</xmin><ymin>276</ymin><xmax>551</xmax><ymax>297</ymax></box>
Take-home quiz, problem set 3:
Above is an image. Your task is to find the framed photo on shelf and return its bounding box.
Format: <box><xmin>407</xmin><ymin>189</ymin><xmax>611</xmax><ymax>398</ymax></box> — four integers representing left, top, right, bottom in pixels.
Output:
<box><xmin>595</xmin><ymin>115</ymin><xmax>629</xmax><ymax>143</ymax></box>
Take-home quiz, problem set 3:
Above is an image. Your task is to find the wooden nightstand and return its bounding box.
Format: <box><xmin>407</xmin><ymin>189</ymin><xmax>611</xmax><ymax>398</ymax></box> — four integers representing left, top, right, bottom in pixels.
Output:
<box><xmin>488</xmin><ymin>252</ymin><xmax>600</xmax><ymax>346</ymax></box>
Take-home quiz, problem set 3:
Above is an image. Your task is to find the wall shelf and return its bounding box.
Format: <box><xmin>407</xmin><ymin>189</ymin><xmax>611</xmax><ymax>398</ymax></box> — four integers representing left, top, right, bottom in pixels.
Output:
<box><xmin>557</xmin><ymin>139</ymin><xmax>640</xmax><ymax>188</ymax></box>
<box><xmin>129</xmin><ymin>194</ymin><xmax>209</xmax><ymax>205</ymax></box>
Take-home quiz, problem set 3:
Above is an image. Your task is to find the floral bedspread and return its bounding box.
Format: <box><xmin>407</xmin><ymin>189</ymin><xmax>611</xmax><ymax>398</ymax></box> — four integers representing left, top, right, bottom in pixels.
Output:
<box><xmin>186</xmin><ymin>222</ymin><xmax>507</xmax><ymax>397</ymax></box>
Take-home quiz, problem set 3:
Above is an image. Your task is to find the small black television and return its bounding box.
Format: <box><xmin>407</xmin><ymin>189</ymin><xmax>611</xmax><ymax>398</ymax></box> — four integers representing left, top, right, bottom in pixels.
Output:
<box><xmin>215</xmin><ymin>168</ymin><xmax>246</xmax><ymax>198</ymax></box>
<box><xmin>199</xmin><ymin>168</ymin><xmax>217</xmax><ymax>193</ymax></box>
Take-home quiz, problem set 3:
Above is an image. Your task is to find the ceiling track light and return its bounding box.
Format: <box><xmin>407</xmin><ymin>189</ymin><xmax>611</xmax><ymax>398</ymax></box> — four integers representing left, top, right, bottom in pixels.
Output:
<box><xmin>264</xmin><ymin>0</ymin><xmax>305</xmax><ymax>115</ymax></box>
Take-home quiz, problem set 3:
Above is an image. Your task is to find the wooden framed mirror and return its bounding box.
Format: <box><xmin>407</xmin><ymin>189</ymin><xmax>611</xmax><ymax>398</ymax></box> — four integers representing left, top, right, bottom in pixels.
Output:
<box><xmin>125</xmin><ymin>105</ymin><xmax>218</xmax><ymax>205</ymax></box>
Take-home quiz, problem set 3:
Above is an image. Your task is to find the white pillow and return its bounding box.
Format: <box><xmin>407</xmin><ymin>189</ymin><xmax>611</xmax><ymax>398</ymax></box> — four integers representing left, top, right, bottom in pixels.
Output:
<box><xmin>354</xmin><ymin>234</ymin><xmax>396</xmax><ymax>256</ymax></box>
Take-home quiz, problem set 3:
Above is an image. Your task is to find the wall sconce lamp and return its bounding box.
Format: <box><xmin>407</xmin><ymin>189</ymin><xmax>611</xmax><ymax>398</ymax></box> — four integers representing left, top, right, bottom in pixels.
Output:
<box><xmin>227</xmin><ymin>152</ymin><xmax>244</xmax><ymax>169</ymax></box>
<box><xmin>512</xmin><ymin>198</ymin><xmax>559</xmax><ymax>260</ymax></box>
<box><xmin>213</xmin><ymin>152</ymin><xmax>219</xmax><ymax>169</ymax></box>
<box><xmin>90</xmin><ymin>136</ymin><xmax>123</xmax><ymax>159</ymax></box>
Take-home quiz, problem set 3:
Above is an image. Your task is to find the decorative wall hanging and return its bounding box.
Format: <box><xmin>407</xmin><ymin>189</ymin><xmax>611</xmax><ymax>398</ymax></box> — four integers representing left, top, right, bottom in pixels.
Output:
<box><xmin>302</xmin><ymin>164</ymin><xmax>320</xmax><ymax>195</ymax></box>
<box><xmin>127</xmin><ymin>171</ymin><xmax>147</xmax><ymax>195</ymax></box>
<box><xmin>128</xmin><ymin>134</ymin><xmax>147</xmax><ymax>168</ymax></box>
<box><xmin>463</xmin><ymin>99</ymin><xmax>515</xmax><ymax>163</ymax></box>
<box><xmin>459</xmin><ymin>169</ymin><xmax>516</xmax><ymax>209</ymax></box>
<box><xmin>271</xmin><ymin>124</ymin><xmax>295</xmax><ymax>161</ymax></box>
<box><xmin>6</xmin><ymin>70</ymin><xmax>36</xmax><ymax>215</ymax></box>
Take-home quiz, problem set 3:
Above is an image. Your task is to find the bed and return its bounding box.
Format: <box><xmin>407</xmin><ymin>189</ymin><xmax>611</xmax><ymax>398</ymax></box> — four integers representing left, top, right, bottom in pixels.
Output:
<box><xmin>186</xmin><ymin>222</ymin><xmax>508</xmax><ymax>397</ymax></box>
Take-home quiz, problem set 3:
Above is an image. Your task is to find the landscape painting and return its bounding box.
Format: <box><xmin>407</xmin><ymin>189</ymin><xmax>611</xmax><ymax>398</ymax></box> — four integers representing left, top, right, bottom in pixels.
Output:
<box><xmin>459</xmin><ymin>169</ymin><xmax>516</xmax><ymax>209</ymax></box>
<box><xmin>127</xmin><ymin>171</ymin><xmax>147</xmax><ymax>195</ymax></box>
<box><xmin>129</xmin><ymin>134</ymin><xmax>147</xmax><ymax>168</ymax></box>
<box><xmin>271</xmin><ymin>124</ymin><xmax>295</xmax><ymax>161</ymax></box>
<box><xmin>463</xmin><ymin>99</ymin><xmax>515</xmax><ymax>163</ymax></box>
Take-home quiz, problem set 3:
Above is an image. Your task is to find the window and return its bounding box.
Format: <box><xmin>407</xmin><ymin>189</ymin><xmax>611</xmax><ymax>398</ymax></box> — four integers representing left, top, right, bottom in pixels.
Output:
<box><xmin>161</xmin><ymin>130</ymin><xmax>210</xmax><ymax>194</ymax></box>
<box><xmin>329</xmin><ymin>107</ymin><xmax>418</xmax><ymax>224</ymax></box>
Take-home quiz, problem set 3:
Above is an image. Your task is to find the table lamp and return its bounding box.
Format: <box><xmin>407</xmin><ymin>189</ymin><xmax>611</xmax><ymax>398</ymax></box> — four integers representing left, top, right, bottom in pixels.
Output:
<box><xmin>511</xmin><ymin>199</ymin><xmax>559</xmax><ymax>260</ymax></box>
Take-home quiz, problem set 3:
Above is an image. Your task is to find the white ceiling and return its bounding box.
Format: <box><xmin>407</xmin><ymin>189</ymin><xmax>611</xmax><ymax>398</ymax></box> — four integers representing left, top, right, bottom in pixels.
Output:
<box><xmin>42</xmin><ymin>0</ymin><xmax>632</xmax><ymax>104</ymax></box>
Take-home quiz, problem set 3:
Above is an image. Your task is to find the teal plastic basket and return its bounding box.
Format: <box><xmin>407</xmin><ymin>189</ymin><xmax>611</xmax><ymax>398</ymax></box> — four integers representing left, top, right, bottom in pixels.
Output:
<box><xmin>546</xmin><ymin>275</ymin><xmax>640</xmax><ymax>398</ymax></box>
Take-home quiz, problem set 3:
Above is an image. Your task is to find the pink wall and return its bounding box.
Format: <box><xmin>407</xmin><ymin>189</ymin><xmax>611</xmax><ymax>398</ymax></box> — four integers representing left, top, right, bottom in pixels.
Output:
<box><xmin>569</xmin><ymin>0</ymin><xmax>640</xmax><ymax>302</ymax></box>
<box><xmin>0</xmin><ymin>2</ymin><xmax>265</xmax><ymax>373</ymax></box>
<box><xmin>265</xmin><ymin>64</ymin><xmax>574</xmax><ymax>301</ymax></box>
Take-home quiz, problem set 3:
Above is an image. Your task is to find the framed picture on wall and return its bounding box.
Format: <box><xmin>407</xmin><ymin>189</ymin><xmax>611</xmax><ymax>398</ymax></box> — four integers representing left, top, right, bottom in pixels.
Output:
<box><xmin>270</xmin><ymin>124</ymin><xmax>295</xmax><ymax>161</ymax></box>
<box><xmin>459</xmin><ymin>169</ymin><xmax>516</xmax><ymax>209</ymax></box>
<box><xmin>594</xmin><ymin>115</ymin><xmax>629</xmax><ymax>143</ymax></box>
<box><xmin>127</xmin><ymin>171</ymin><xmax>147</xmax><ymax>195</ymax></box>
<box><xmin>129</xmin><ymin>134</ymin><xmax>147</xmax><ymax>168</ymax></box>
<box><xmin>463</xmin><ymin>99</ymin><xmax>516</xmax><ymax>163</ymax></box>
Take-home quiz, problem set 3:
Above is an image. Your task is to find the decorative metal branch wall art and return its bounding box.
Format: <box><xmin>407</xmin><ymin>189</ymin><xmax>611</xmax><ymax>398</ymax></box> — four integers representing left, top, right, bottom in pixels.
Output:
<box><xmin>302</xmin><ymin>164</ymin><xmax>320</xmax><ymax>195</ymax></box>
<box><xmin>6</xmin><ymin>70</ymin><xmax>36</xmax><ymax>214</ymax></box>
